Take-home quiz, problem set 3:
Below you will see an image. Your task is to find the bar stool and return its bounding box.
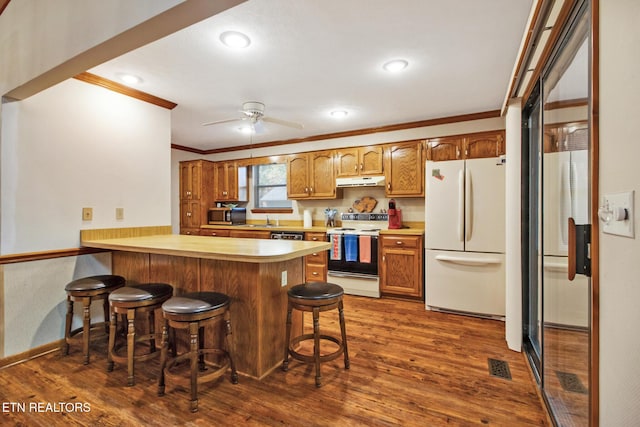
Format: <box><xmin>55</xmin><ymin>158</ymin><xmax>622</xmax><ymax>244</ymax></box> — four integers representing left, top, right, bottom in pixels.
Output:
<box><xmin>158</xmin><ymin>292</ymin><xmax>238</xmax><ymax>413</ymax></box>
<box><xmin>62</xmin><ymin>274</ymin><xmax>126</xmax><ymax>364</ymax></box>
<box><xmin>282</xmin><ymin>282</ymin><xmax>350</xmax><ymax>387</ymax></box>
<box><xmin>106</xmin><ymin>283</ymin><xmax>174</xmax><ymax>386</ymax></box>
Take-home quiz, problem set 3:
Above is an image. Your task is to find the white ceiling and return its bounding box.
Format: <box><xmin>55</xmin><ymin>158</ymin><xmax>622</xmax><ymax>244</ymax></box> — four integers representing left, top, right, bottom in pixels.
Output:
<box><xmin>89</xmin><ymin>0</ymin><xmax>533</xmax><ymax>152</ymax></box>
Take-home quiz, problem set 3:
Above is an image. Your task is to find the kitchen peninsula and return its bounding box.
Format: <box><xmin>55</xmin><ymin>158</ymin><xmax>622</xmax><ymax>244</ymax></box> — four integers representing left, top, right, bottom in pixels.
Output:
<box><xmin>80</xmin><ymin>228</ymin><xmax>331</xmax><ymax>379</ymax></box>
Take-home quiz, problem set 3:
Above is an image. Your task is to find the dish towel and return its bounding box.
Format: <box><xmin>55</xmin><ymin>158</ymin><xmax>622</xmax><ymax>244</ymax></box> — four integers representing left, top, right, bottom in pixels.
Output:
<box><xmin>330</xmin><ymin>234</ymin><xmax>342</xmax><ymax>260</ymax></box>
<box><xmin>359</xmin><ymin>235</ymin><xmax>371</xmax><ymax>263</ymax></box>
<box><xmin>344</xmin><ymin>234</ymin><xmax>358</xmax><ymax>262</ymax></box>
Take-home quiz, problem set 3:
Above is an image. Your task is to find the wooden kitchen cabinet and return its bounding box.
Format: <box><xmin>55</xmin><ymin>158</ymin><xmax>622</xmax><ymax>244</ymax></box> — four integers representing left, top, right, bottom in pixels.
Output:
<box><xmin>464</xmin><ymin>130</ymin><xmax>505</xmax><ymax>159</ymax></box>
<box><xmin>228</xmin><ymin>229</ymin><xmax>271</xmax><ymax>239</ymax></box>
<box><xmin>304</xmin><ymin>232</ymin><xmax>327</xmax><ymax>282</ymax></box>
<box><xmin>214</xmin><ymin>161</ymin><xmax>247</xmax><ymax>202</ymax></box>
<box><xmin>426</xmin><ymin>130</ymin><xmax>505</xmax><ymax>161</ymax></box>
<box><xmin>179</xmin><ymin>160</ymin><xmax>215</xmax><ymax>235</ymax></box>
<box><xmin>199</xmin><ymin>228</ymin><xmax>231</xmax><ymax>237</ymax></box>
<box><xmin>425</xmin><ymin>135</ymin><xmax>465</xmax><ymax>161</ymax></box>
<box><xmin>287</xmin><ymin>150</ymin><xmax>339</xmax><ymax>199</ymax></box>
<box><xmin>379</xmin><ymin>234</ymin><xmax>423</xmax><ymax>299</ymax></box>
<box><xmin>383</xmin><ymin>140</ymin><xmax>424</xmax><ymax>197</ymax></box>
<box><xmin>335</xmin><ymin>146</ymin><xmax>384</xmax><ymax>177</ymax></box>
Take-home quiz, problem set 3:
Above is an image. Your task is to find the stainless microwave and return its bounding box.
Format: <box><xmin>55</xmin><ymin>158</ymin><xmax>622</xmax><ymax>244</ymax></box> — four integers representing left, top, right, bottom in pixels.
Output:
<box><xmin>208</xmin><ymin>207</ymin><xmax>246</xmax><ymax>225</ymax></box>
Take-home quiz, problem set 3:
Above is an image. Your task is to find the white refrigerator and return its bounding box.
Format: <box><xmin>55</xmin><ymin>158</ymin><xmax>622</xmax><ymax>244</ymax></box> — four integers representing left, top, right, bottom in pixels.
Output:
<box><xmin>425</xmin><ymin>157</ymin><xmax>506</xmax><ymax>317</ymax></box>
<box><xmin>542</xmin><ymin>149</ymin><xmax>589</xmax><ymax>328</ymax></box>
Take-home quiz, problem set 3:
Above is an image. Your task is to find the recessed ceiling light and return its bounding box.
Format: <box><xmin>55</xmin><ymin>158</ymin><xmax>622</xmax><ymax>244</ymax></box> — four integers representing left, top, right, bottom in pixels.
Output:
<box><xmin>383</xmin><ymin>59</ymin><xmax>409</xmax><ymax>72</ymax></box>
<box><xmin>330</xmin><ymin>110</ymin><xmax>348</xmax><ymax>118</ymax></box>
<box><xmin>220</xmin><ymin>31</ymin><xmax>251</xmax><ymax>48</ymax></box>
<box><xmin>118</xmin><ymin>74</ymin><xmax>142</xmax><ymax>85</ymax></box>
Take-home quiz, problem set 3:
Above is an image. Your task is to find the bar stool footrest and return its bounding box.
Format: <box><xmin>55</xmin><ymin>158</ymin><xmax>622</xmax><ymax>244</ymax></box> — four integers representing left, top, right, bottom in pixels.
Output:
<box><xmin>288</xmin><ymin>333</ymin><xmax>345</xmax><ymax>364</ymax></box>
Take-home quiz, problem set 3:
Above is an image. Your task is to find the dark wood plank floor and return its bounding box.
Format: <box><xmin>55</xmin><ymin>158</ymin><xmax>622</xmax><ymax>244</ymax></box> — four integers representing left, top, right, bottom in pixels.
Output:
<box><xmin>0</xmin><ymin>295</ymin><xmax>548</xmax><ymax>426</ymax></box>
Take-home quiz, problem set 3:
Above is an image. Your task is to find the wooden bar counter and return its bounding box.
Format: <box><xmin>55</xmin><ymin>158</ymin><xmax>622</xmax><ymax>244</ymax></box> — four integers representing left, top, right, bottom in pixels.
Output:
<box><xmin>81</xmin><ymin>230</ymin><xmax>331</xmax><ymax>379</ymax></box>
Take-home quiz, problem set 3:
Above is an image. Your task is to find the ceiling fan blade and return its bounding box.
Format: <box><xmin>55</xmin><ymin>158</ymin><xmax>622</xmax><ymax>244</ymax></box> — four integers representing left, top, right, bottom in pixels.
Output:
<box><xmin>262</xmin><ymin>116</ymin><xmax>304</xmax><ymax>130</ymax></box>
<box><xmin>252</xmin><ymin>120</ymin><xmax>265</xmax><ymax>134</ymax></box>
<box><xmin>202</xmin><ymin>118</ymin><xmax>242</xmax><ymax>126</ymax></box>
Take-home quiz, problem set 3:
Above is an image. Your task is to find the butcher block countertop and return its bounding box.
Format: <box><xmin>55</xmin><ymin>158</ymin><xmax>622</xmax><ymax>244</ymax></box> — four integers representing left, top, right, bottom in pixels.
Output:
<box><xmin>81</xmin><ymin>234</ymin><xmax>331</xmax><ymax>263</ymax></box>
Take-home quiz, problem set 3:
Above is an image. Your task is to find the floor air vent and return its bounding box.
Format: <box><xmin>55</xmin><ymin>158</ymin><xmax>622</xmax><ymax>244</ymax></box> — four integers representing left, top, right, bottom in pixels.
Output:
<box><xmin>488</xmin><ymin>358</ymin><xmax>512</xmax><ymax>380</ymax></box>
<box><xmin>556</xmin><ymin>371</ymin><xmax>588</xmax><ymax>394</ymax></box>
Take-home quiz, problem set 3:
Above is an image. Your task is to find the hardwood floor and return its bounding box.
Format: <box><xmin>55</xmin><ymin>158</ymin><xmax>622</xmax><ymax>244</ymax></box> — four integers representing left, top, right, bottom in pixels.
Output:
<box><xmin>0</xmin><ymin>296</ymin><xmax>548</xmax><ymax>426</ymax></box>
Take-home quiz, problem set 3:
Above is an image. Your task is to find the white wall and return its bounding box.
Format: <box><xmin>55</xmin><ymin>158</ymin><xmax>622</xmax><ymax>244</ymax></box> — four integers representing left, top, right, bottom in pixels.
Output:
<box><xmin>598</xmin><ymin>0</ymin><xmax>640</xmax><ymax>424</ymax></box>
<box><xmin>0</xmin><ymin>78</ymin><xmax>172</xmax><ymax>358</ymax></box>
<box><xmin>1</xmin><ymin>79</ymin><xmax>172</xmax><ymax>253</ymax></box>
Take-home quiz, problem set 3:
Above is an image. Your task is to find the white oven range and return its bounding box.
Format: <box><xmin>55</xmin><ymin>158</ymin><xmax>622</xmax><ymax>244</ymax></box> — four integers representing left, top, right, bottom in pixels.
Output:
<box><xmin>326</xmin><ymin>213</ymin><xmax>388</xmax><ymax>298</ymax></box>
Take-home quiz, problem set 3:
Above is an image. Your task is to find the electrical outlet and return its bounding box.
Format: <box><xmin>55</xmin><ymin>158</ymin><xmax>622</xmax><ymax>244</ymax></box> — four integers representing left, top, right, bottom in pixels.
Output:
<box><xmin>281</xmin><ymin>270</ymin><xmax>287</xmax><ymax>287</ymax></box>
<box><xmin>82</xmin><ymin>207</ymin><xmax>93</xmax><ymax>221</ymax></box>
<box><xmin>115</xmin><ymin>207</ymin><xmax>124</xmax><ymax>220</ymax></box>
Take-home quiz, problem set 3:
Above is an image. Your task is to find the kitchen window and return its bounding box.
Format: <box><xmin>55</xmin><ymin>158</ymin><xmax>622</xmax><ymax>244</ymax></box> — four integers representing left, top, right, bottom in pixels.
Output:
<box><xmin>253</xmin><ymin>164</ymin><xmax>292</xmax><ymax>210</ymax></box>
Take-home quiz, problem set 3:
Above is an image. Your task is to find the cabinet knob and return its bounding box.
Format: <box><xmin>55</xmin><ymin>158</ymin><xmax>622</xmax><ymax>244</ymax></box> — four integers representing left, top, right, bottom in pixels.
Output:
<box><xmin>310</xmin><ymin>187</ymin><xmax>314</xmax><ymax>193</ymax></box>
<box><xmin>354</xmin><ymin>165</ymin><xmax>358</xmax><ymax>172</ymax></box>
<box><xmin>387</xmin><ymin>182</ymin><xmax>391</xmax><ymax>190</ymax></box>
<box><xmin>186</xmin><ymin>212</ymin><xmax>192</xmax><ymax>217</ymax></box>
<box><xmin>312</xmin><ymin>272</ymin><xmax>318</xmax><ymax>276</ymax></box>
<box><xmin>312</xmin><ymin>252</ymin><xmax>318</xmax><ymax>256</ymax></box>
<box><xmin>396</xmin><ymin>241</ymin><xmax>403</xmax><ymax>245</ymax></box>
<box><xmin>360</xmin><ymin>163</ymin><xmax>363</xmax><ymax>171</ymax></box>
<box><xmin>312</xmin><ymin>237</ymin><xmax>318</xmax><ymax>241</ymax></box>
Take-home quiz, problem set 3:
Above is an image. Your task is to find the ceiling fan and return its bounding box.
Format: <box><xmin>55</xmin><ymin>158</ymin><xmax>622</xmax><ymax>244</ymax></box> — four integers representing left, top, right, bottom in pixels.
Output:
<box><xmin>202</xmin><ymin>101</ymin><xmax>304</xmax><ymax>132</ymax></box>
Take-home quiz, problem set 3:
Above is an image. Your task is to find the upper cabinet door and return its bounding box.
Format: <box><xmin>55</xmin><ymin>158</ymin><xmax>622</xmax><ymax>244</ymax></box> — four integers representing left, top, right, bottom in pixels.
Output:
<box><xmin>426</xmin><ymin>136</ymin><xmax>464</xmax><ymax>161</ymax></box>
<box><xmin>359</xmin><ymin>146</ymin><xmax>384</xmax><ymax>175</ymax></box>
<box><xmin>180</xmin><ymin>161</ymin><xmax>202</xmax><ymax>199</ymax></box>
<box><xmin>335</xmin><ymin>146</ymin><xmax>384</xmax><ymax>177</ymax></box>
<box><xmin>384</xmin><ymin>140</ymin><xmax>424</xmax><ymax>197</ymax></box>
<box><xmin>287</xmin><ymin>154</ymin><xmax>310</xmax><ymax>198</ymax></box>
<box><xmin>464</xmin><ymin>130</ymin><xmax>505</xmax><ymax>159</ymax></box>
<box><xmin>309</xmin><ymin>150</ymin><xmax>336</xmax><ymax>198</ymax></box>
<box><xmin>335</xmin><ymin>148</ymin><xmax>359</xmax><ymax>177</ymax></box>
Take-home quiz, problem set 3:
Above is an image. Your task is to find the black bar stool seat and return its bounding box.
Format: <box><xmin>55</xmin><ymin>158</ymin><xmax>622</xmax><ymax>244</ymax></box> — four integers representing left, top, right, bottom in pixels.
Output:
<box><xmin>282</xmin><ymin>282</ymin><xmax>350</xmax><ymax>387</ymax></box>
<box><xmin>158</xmin><ymin>291</ymin><xmax>238</xmax><ymax>413</ymax></box>
<box><xmin>107</xmin><ymin>283</ymin><xmax>174</xmax><ymax>386</ymax></box>
<box><xmin>62</xmin><ymin>274</ymin><xmax>126</xmax><ymax>364</ymax></box>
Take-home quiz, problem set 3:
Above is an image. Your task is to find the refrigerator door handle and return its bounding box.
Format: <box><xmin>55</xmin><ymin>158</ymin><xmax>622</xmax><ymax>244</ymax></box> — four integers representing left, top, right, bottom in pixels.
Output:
<box><xmin>435</xmin><ymin>254</ymin><xmax>502</xmax><ymax>266</ymax></box>
<box><xmin>458</xmin><ymin>169</ymin><xmax>464</xmax><ymax>242</ymax></box>
<box><xmin>544</xmin><ymin>262</ymin><xmax>568</xmax><ymax>272</ymax></box>
<box><xmin>465</xmin><ymin>167</ymin><xmax>472</xmax><ymax>241</ymax></box>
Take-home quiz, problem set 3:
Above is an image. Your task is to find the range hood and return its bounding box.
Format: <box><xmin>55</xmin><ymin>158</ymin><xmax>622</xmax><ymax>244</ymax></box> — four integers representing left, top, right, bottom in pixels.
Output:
<box><xmin>336</xmin><ymin>175</ymin><xmax>386</xmax><ymax>188</ymax></box>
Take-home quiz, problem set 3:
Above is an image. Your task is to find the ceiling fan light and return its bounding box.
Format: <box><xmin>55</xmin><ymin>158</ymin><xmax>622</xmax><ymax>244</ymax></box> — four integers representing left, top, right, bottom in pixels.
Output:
<box><xmin>238</xmin><ymin>126</ymin><xmax>254</xmax><ymax>134</ymax></box>
<box><xmin>220</xmin><ymin>31</ymin><xmax>251</xmax><ymax>48</ymax></box>
<box><xmin>383</xmin><ymin>59</ymin><xmax>409</xmax><ymax>72</ymax></box>
<box><xmin>330</xmin><ymin>110</ymin><xmax>348</xmax><ymax>118</ymax></box>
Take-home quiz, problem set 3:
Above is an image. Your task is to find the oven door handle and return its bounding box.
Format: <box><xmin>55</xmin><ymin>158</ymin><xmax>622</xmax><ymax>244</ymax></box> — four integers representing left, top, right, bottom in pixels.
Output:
<box><xmin>327</xmin><ymin>271</ymin><xmax>378</xmax><ymax>279</ymax></box>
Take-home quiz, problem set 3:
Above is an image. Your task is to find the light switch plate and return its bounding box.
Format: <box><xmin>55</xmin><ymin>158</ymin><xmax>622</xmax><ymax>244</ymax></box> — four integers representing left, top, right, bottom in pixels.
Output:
<box><xmin>82</xmin><ymin>207</ymin><xmax>93</xmax><ymax>221</ymax></box>
<box><xmin>601</xmin><ymin>191</ymin><xmax>634</xmax><ymax>238</ymax></box>
<box><xmin>115</xmin><ymin>207</ymin><xmax>124</xmax><ymax>220</ymax></box>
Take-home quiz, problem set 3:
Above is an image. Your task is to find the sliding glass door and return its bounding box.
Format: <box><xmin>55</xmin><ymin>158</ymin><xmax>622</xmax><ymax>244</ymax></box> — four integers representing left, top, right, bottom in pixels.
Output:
<box><xmin>522</xmin><ymin>1</ymin><xmax>592</xmax><ymax>425</ymax></box>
